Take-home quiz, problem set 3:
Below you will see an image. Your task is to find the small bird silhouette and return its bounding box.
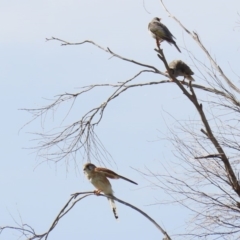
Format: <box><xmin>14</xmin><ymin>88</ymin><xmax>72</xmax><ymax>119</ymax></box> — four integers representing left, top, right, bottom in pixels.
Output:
<box><xmin>166</xmin><ymin>60</ymin><xmax>194</xmax><ymax>82</ymax></box>
<box><xmin>148</xmin><ymin>17</ymin><xmax>181</xmax><ymax>53</ymax></box>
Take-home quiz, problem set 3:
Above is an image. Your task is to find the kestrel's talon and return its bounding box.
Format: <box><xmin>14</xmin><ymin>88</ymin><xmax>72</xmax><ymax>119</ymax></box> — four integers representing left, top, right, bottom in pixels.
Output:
<box><xmin>181</xmin><ymin>78</ymin><xmax>186</xmax><ymax>84</ymax></box>
<box><xmin>94</xmin><ymin>189</ymin><xmax>101</xmax><ymax>195</ymax></box>
<box><xmin>155</xmin><ymin>39</ymin><xmax>160</xmax><ymax>49</ymax></box>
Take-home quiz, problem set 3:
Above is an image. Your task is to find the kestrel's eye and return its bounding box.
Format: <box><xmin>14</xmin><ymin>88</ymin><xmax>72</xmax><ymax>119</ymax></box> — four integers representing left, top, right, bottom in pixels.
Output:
<box><xmin>88</xmin><ymin>164</ymin><xmax>94</xmax><ymax>170</ymax></box>
<box><xmin>156</xmin><ymin>17</ymin><xmax>160</xmax><ymax>21</ymax></box>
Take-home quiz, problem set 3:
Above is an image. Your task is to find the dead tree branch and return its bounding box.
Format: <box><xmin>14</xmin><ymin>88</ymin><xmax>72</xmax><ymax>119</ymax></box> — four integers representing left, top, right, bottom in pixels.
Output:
<box><xmin>156</xmin><ymin>38</ymin><xmax>240</xmax><ymax>198</ymax></box>
<box><xmin>160</xmin><ymin>0</ymin><xmax>240</xmax><ymax>94</ymax></box>
<box><xmin>22</xmin><ymin>38</ymin><xmax>240</xmax><ymax>165</ymax></box>
<box><xmin>1</xmin><ymin>191</ymin><xmax>171</xmax><ymax>240</ymax></box>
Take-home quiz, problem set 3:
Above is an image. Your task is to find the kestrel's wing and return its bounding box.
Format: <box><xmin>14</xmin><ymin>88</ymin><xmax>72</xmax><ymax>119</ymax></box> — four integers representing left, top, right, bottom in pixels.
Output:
<box><xmin>95</xmin><ymin>167</ymin><xmax>138</xmax><ymax>185</ymax></box>
<box><xmin>150</xmin><ymin>22</ymin><xmax>175</xmax><ymax>41</ymax></box>
<box><xmin>95</xmin><ymin>167</ymin><xmax>119</xmax><ymax>179</ymax></box>
<box><xmin>181</xmin><ymin>62</ymin><xmax>194</xmax><ymax>75</ymax></box>
<box><xmin>118</xmin><ymin>174</ymin><xmax>138</xmax><ymax>185</ymax></box>
<box><xmin>151</xmin><ymin>22</ymin><xmax>181</xmax><ymax>52</ymax></box>
<box><xmin>177</xmin><ymin>61</ymin><xmax>194</xmax><ymax>78</ymax></box>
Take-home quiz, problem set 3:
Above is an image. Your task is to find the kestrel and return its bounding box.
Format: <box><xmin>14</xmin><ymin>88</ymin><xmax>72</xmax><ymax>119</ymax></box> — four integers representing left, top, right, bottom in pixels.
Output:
<box><xmin>83</xmin><ymin>163</ymin><xmax>137</xmax><ymax>219</ymax></box>
<box><xmin>166</xmin><ymin>60</ymin><xmax>194</xmax><ymax>82</ymax></box>
<box><xmin>148</xmin><ymin>17</ymin><xmax>181</xmax><ymax>53</ymax></box>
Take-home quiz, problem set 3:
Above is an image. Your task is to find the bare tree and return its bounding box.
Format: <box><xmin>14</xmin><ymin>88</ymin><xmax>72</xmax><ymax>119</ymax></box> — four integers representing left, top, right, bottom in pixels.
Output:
<box><xmin>141</xmin><ymin>1</ymin><xmax>240</xmax><ymax>239</ymax></box>
<box><xmin>3</xmin><ymin>0</ymin><xmax>240</xmax><ymax>239</ymax></box>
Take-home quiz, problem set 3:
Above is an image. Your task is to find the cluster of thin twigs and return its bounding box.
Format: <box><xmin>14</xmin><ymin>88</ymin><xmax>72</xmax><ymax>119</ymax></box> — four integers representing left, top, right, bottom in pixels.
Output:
<box><xmin>21</xmin><ymin>35</ymin><xmax>239</xmax><ymax>167</ymax></box>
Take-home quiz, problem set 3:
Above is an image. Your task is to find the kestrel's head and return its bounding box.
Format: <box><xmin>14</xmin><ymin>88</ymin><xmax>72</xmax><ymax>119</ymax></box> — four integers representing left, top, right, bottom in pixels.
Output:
<box><xmin>83</xmin><ymin>163</ymin><xmax>96</xmax><ymax>173</ymax></box>
<box><xmin>152</xmin><ymin>17</ymin><xmax>161</xmax><ymax>22</ymax></box>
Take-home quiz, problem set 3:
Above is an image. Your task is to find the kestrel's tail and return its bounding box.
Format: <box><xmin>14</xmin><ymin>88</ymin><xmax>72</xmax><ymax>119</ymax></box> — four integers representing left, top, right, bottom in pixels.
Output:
<box><xmin>108</xmin><ymin>197</ymin><xmax>118</xmax><ymax>219</ymax></box>
<box><xmin>166</xmin><ymin>38</ymin><xmax>181</xmax><ymax>53</ymax></box>
<box><xmin>186</xmin><ymin>75</ymin><xmax>195</xmax><ymax>81</ymax></box>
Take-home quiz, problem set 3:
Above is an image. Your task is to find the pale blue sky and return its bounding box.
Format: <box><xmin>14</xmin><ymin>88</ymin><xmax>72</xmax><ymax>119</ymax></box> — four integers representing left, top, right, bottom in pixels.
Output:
<box><xmin>0</xmin><ymin>0</ymin><xmax>239</xmax><ymax>239</ymax></box>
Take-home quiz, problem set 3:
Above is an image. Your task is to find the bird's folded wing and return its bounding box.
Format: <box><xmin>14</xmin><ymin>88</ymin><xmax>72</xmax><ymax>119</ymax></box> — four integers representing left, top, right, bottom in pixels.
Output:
<box><xmin>95</xmin><ymin>167</ymin><xmax>138</xmax><ymax>185</ymax></box>
<box><xmin>95</xmin><ymin>167</ymin><xmax>120</xmax><ymax>179</ymax></box>
<box><xmin>118</xmin><ymin>175</ymin><xmax>138</xmax><ymax>185</ymax></box>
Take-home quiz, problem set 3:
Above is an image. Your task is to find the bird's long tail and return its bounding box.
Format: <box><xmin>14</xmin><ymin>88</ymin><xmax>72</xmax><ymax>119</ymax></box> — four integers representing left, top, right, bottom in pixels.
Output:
<box><xmin>186</xmin><ymin>75</ymin><xmax>195</xmax><ymax>81</ymax></box>
<box><xmin>108</xmin><ymin>197</ymin><xmax>118</xmax><ymax>219</ymax></box>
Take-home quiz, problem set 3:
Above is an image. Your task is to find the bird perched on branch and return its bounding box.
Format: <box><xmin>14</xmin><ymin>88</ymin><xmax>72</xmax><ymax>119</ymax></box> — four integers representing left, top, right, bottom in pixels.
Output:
<box><xmin>148</xmin><ymin>17</ymin><xmax>181</xmax><ymax>53</ymax></box>
<box><xmin>166</xmin><ymin>60</ymin><xmax>194</xmax><ymax>82</ymax></box>
<box><xmin>83</xmin><ymin>163</ymin><xmax>137</xmax><ymax>219</ymax></box>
